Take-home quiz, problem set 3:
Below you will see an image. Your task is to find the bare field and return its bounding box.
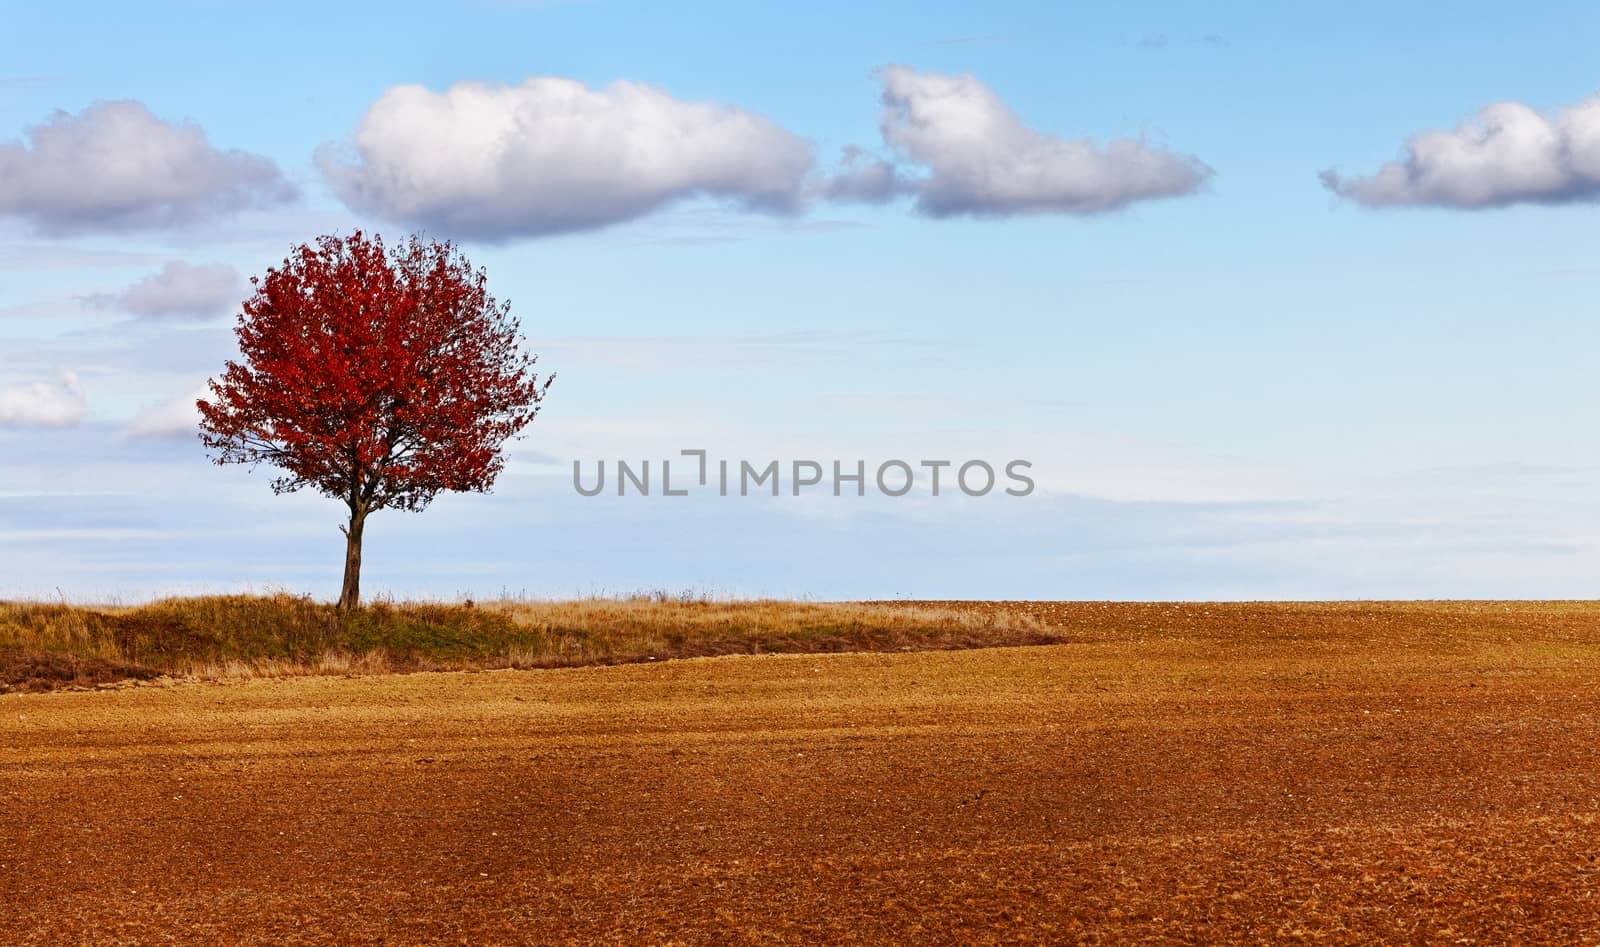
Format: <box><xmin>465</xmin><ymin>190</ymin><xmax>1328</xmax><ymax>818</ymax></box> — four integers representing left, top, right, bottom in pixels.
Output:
<box><xmin>4</xmin><ymin>602</ymin><xmax>1600</xmax><ymax>943</ymax></box>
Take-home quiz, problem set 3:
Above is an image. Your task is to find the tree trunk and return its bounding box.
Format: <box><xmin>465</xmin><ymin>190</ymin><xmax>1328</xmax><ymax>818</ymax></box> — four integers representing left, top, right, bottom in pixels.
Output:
<box><xmin>338</xmin><ymin>512</ymin><xmax>366</xmax><ymax>612</ymax></box>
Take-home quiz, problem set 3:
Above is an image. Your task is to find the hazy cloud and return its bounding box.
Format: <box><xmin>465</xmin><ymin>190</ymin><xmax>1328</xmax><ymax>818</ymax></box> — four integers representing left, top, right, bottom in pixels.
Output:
<box><xmin>0</xmin><ymin>371</ymin><xmax>86</xmax><ymax>428</ymax></box>
<box><xmin>126</xmin><ymin>385</ymin><xmax>208</xmax><ymax>439</ymax></box>
<box><xmin>0</xmin><ymin>101</ymin><xmax>298</xmax><ymax>234</ymax></box>
<box><xmin>89</xmin><ymin>261</ymin><xmax>241</xmax><ymax>320</ymax></box>
<box><xmin>0</xmin><ymin>244</ymin><xmax>168</xmax><ymax>272</ymax></box>
<box><xmin>320</xmin><ymin>78</ymin><xmax>816</xmax><ymax>239</ymax></box>
<box><xmin>868</xmin><ymin>65</ymin><xmax>1211</xmax><ymax>217</ymax></box>
<box><xmin>1322</xmin><ymin>95</ymin><xmax>1600</xmax><ymax>208</ymax></box>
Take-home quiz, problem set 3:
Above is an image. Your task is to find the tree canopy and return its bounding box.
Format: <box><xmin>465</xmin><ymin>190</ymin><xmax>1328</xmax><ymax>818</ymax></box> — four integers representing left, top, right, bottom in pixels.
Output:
<box><xmin>198</xmin><ymin>231</ymin><xmax>552</xmax><ymax>608</ymax></box>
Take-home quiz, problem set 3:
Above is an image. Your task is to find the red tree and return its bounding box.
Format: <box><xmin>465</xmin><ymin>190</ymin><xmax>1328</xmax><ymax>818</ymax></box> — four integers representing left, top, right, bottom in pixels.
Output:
<box><xmin>198</xmin><ymin>231</ymin><xmax>552</xmax><ymax>610</ymax></box>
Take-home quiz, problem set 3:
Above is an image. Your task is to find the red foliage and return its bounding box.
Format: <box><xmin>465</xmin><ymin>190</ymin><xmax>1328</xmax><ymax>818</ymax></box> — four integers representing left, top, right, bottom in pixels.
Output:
<box><xmin>197</xmin><ymin>232</ymin><xmax>551</xmax><ymax>605</ymax></box>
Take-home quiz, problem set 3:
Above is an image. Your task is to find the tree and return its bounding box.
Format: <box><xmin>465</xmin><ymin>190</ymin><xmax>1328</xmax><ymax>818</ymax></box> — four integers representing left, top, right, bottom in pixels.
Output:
<box><xmin>198</xmin><ymin>231</ymin><xmax>552</xmax><ymax>611</ymax></box>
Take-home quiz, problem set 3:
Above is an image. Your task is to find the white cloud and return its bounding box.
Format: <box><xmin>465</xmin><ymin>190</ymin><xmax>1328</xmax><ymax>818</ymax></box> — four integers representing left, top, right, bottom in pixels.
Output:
<box><xmin>126</xmin><ymin>385</ymin><xmax>209</xmax><ymax>439</ymax></box>
<box><xmin>0</xmin><ymin>371</ymin><xmax>86</xmax><ymax>428</ymax></box>
<box><xmin>859</xmin><ymin>65</ymin><xmax>1211</xmax><ymax>216</ymax></box>
<box><xmin>319</xmin><ymin>78</ymin><xmax>816</xmax><ymax>239</ymax></box>
<box><xmin>0</xmin><ymin>101</ymin><xmax>297</xmax><ymax>234</ymax></box>
<box><xmin>90</xmin><ymin>262</ymin><xmax>241</xmax><ymax>320</ymax></box>
<box><xmin>1322</xmin><ymin>95</ymin><xmax>1600</xmax><ymax>208</ymax></box>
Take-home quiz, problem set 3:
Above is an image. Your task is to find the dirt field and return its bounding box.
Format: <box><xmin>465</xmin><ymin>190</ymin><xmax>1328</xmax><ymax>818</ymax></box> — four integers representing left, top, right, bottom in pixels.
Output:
<box><xmin>4</xmin><ymin>602</ymin><xmax>1600</xmax><ymax>944</ymax></box>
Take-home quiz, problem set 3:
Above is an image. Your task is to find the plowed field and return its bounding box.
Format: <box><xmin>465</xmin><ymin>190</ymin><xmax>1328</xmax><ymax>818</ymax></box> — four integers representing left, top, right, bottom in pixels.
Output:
<box><xmin>4</xmin><ymin>602</ymin><xmax>1600</xmax><ymax>943</ymax></box>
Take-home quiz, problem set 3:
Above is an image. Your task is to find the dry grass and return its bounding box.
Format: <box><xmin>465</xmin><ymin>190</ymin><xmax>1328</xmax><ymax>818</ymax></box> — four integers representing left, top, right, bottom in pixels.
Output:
<box><xmin>0</xmin><ymin>594</ymin><xmax>1054</xmax><ymax>692</ymax></box>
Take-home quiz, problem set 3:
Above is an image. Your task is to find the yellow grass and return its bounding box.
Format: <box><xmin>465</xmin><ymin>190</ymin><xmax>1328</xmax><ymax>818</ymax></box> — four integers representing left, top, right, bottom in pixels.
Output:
<box><xmin>0</xmin><ymin>594</ymin><xmax>1054</xmax><ymax>691</ymax></box>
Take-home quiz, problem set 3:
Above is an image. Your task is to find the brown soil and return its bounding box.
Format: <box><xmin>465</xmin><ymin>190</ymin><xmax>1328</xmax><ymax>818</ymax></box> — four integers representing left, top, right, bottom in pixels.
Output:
<box><xmin>0</xmin><ymin>649</ymin><xmax>161</xmax><ymax>693</ymax></box>
<box><xmin>4</xmin><ymin>601</ymin><xmax>1600</xmax><ymax>944</ymax></box>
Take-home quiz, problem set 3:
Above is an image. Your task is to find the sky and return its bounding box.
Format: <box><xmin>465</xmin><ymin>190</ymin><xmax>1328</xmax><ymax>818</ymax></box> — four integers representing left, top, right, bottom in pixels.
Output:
<box><xmin>3</xmin><ymin>0</ymin><xmax>1600</xmax><ymax>602</ymax></box>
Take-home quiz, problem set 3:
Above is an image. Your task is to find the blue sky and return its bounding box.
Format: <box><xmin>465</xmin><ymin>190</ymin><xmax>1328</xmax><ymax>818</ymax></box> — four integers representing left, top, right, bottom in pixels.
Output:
<box><xmin>3</xmin><ymin>1</ymin><xmax>1600</xmax><ymax>601</ymax></box>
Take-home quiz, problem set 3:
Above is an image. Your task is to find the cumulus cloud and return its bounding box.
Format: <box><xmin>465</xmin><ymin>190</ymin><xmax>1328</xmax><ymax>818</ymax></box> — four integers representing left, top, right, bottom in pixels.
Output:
<box><xmin>0</xmin><ymin>101</ymin><xmax>297</xmax><ymax>235</ymax></box>
<box><xmin>89</xmin><ymin>261</ymin><xmax>241</xmax><ymax>320</ymax></box>
<box><xmin>0</xmin><ymin>371</ymin><xmax>86</xmax><ymax>428</ymax></box>
<box><xmin>817</xmin><ymin>146</ymin><xmax>903</xmax><ymax>204</ymax></box>
<box><xmin>863</xmin><ymin>65</ymin><xmax>1211</xmax><ymax>216</ymax></box>
<box><xmin>126</xmin><ymin>385</ymin><xmax>209</xmax><ymax>439</ymax></box>
<box><xmin>319</xmin><ymin>78</ymin><xmax>816</xmax><ymax>239</ymax></box>
<box><xmin>1322</xmin><ymin>96</ymin><xmax>1600</xmax><ymax>208</ymax></box>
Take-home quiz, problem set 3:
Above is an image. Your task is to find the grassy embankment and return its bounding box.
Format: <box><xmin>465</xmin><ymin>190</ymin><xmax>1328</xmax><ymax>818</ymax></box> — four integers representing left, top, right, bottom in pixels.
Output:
<box><xmin>0</xmin><ymin>594</ymin><xmax>1056</xmax><ymax>692</ymax></box>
